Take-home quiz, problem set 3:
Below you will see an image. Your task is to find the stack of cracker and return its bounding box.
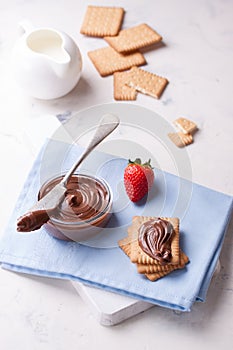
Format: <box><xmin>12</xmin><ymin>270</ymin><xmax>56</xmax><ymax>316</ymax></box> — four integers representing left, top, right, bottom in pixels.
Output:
<box><xmin>168</xmin><ymin>117</ymin><xmax>198</xmax><ymax>147</ymax></box>
<box><xmin>118</xmin><ymin>216</ymin><xmax>189</xmax><ymax>281</ymax></box>
<box><xmin>80</xmin><ymin>5</ymin><xmax>168</xmax><ymax>100</ymax></box>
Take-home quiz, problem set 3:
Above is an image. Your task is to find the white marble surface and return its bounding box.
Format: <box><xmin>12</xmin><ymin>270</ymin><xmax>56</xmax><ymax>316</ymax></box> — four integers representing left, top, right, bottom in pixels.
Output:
<box><xmin>0</xmin><ymin>0</ymin><xmax>232</xmax><ymax>348</ymax></box>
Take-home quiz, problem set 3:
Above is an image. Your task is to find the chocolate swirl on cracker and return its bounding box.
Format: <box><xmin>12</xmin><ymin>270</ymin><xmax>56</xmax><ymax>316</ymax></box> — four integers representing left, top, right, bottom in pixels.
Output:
<box><xmin>138</xmin><ymin>218</ymin><xmax>174</xmax><ymax>264</ymax></box>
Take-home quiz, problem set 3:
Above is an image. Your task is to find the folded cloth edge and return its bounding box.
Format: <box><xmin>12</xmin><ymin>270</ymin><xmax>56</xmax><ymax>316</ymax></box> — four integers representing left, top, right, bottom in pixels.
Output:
<box><xmin>1</xmin><ymin>262</ymin><xmax>191</xmax><ymax>312</ymax></box>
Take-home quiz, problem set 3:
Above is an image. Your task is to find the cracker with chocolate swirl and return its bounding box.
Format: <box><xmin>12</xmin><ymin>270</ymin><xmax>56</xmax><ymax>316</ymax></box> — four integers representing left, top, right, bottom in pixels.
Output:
<box><xmin>128</xmin><ymin>216</ymin><xmax>180</xmax><ymax>266</ymax></box>
<box><xmin>118</xmin><ymin>216</ymin><xmax>189</xmax><ymax>282</ymax></box>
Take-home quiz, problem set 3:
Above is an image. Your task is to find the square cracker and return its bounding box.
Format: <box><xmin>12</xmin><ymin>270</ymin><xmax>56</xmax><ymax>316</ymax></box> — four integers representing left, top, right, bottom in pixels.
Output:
<box><xmin>145</xmin><ymin>270</ymin><xmax>176</xmax><ymax>281</ymax></box>
<box><xmin>88</xmin><ymin>47</ymin><xmax>146</xmax><ymax>77</ymax></box>
<box><xmin>118</xmin><ymin>218</ymin><xmax>189</xmax><ymax>282</ymax></box>
<box><xmin>137</xmin><ymin>250</ymin><xmax>189</xmax><ymax>274</ymax></box>
<box><xmin>145</xmin><ymin>270</ymin><xmax>172</xmax><ymax>281</ymax></box>
<box><xmin>126</xmin><ymin>66</ymin><xmax>168</xmax><ymax>98</ymax></box>
<box><xmin>128</xmin><ymin>216</ymin><xmax>180</xmax><ymax>266</ymax></box>
<box><xmin>174</xmin><ymin>117</ymin><xmax>197</xmax><ymax>135</ymax></box>
<box><xmin>119</xmin><ymin>236</ymin><xmax>132</xmax><ymax>257</ymax></box>
<box><xmin>168</xmin><ymin>132</ymin><xmax>193</xmax><ymax>148</ymax></box>
<box><xmin>119</xmin><ymin>234</ymin><xmax>189</xmax><ymax>282</ymax></box>
<box><xmin>104</xmin><ymin>23</ymin><xmax>162</xmax><ymax>53</ymax></box>
<box><xmin>145</xmin><ymin>252</ymin><xmax>189</xmax><ymax>281</ymax></box>
<box><xmin>80</xmin><ymin>6</ymin><xmax>125</xmax><ymax>37</ymax></box>
<box><xmin>119</xmin><ymin>235</ymin><xmax>187</xmax><ymax>274</ymax></box>
<box><xmin>113</xmin><ymin>71</ymin><xmax>137</xmax><ymax>100</ymax></box>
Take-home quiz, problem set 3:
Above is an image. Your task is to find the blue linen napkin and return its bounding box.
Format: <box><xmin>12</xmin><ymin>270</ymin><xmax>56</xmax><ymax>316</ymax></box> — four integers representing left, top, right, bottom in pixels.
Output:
<box><xmin>0</xmin><ymin>139</ymin><xmax>232</xmax><ymax>311</ymax></box>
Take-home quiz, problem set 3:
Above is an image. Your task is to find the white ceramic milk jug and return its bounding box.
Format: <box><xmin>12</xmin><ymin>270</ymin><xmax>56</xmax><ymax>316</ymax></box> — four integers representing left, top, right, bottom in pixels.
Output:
<box><xmin>12</xmin><ymin>21</ymin><xmax>82</xmax><ymax>99</ymax></box>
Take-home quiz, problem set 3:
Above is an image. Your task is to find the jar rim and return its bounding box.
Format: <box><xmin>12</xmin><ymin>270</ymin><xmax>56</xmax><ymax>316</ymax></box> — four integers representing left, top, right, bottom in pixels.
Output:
<box><xmin>39</xmin><ymin>172</ymin><xmax>112</xmax><ymax>227</ymax></box>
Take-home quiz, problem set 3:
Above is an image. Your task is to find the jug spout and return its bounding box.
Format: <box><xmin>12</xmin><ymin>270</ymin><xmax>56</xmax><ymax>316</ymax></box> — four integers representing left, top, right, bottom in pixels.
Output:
<box><xmin>51</xmin><ymin>55</ymin><xmax>71</xmax><ymax>78</ymax></box>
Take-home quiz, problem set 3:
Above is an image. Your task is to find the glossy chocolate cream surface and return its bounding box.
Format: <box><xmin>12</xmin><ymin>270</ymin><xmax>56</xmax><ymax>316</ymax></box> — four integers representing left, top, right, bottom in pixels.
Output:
<box><xmin>17</xmin><ymin>174</ymin><xmax>111</xmax><ymax>233</ymax></box>
<box><xmin>40</xmin><ymin>174</ymin><xmax>110</xmax><ymax>223</ymax></box>
<box><xmin>138</xmin><ymin>218</ymin><xmax>174</xmax><ymax>264</ymax></box>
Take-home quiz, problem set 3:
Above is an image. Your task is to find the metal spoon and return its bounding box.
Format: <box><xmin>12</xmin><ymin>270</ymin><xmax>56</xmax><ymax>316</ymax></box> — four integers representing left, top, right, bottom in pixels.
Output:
<box><xmin>17</xmin><ymin>113</ymin><xmax>120</xmax><ymax>232</ymax></box>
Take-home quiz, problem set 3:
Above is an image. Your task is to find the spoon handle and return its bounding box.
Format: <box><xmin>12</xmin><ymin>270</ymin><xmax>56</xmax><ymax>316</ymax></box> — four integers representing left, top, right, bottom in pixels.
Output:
<box><xmin>61</xmin><ymin>113</ymin><xmax>120</xmax><ymax>186</ymax></box>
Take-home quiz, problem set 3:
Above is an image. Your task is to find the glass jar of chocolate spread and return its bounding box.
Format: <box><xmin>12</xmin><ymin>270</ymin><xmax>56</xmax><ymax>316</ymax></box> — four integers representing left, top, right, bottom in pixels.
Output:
<box><xmin>38</xmin><ymin>173</ymin><xmax>112</xmax><ymax>242</ymax></box>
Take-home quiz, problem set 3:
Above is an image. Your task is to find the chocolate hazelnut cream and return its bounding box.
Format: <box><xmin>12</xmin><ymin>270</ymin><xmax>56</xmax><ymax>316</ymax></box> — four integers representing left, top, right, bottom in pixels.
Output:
<box><xmin>138</xmin><ymin>218</ymin><xmax>174</xmax><ymax>264</ymax></box>
<box><xmin>17</xmin><ymin>175</ymin><xmax>110</xmax><ymax>232</ymax></box>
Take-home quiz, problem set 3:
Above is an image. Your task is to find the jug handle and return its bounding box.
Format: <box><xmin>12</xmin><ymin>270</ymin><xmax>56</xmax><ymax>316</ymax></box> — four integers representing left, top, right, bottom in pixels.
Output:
<box><xmin>18</xmin><ymin>20</ymin><xmax>34</xmax><ymax>36</ymax></box>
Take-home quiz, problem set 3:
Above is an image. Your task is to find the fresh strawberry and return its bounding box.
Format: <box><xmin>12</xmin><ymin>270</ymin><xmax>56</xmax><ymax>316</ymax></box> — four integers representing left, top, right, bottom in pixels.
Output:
<box><xmin>124</xmin><ymin>158</ymin><xmax>154</xmax><ymax>202</ymax></box>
